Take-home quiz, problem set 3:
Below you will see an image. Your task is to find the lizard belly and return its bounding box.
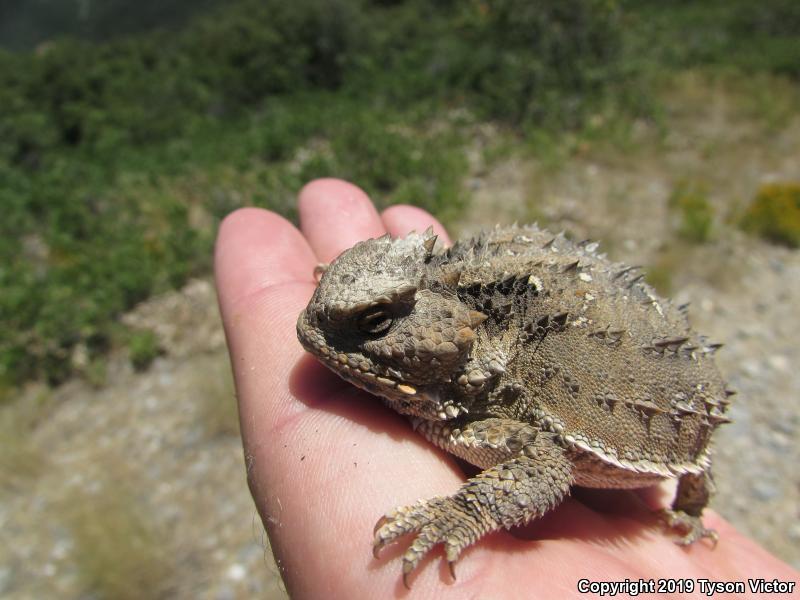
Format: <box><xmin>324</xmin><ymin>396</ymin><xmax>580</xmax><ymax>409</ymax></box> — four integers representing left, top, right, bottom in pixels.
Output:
<box><xmin>570</xmin><ymin>450</ymin><xmax>668</xmax><ymax>489</ymax></box>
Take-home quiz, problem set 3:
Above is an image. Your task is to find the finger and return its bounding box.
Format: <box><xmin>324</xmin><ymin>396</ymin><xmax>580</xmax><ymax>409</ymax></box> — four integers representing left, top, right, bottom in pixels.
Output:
<box><xmin>381</xmin><ymin>204</ymin><xmax>452</xmax><ymax>246</ymax></box>
<box><xmin>214</xmin><ymin>207</ymin><xmax>316</xmax><ymax>314</ymax></box>
<box><xmin>298</xmin><ymin>178</ymin><xmax>386</xmax><ymax>263</ymax></box>
<box><xmin>213</xmin><ymin>207</ymin><xmax>317</xmax><ymax>442</ymax></box>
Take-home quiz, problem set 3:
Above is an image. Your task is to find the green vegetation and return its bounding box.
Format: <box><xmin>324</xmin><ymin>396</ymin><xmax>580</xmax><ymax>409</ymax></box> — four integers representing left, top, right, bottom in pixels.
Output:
<box><xmin>669</xmin><ymin>181</ymin><xmax>714</xmax><ymax>243</ymax></box>
<box><xmin>740</xmin><ymin>183</ymin><xmax>800</xmax><ymax>248</ymax></box>
<box><xmin>623</xmin><ymin>0</ymin><xmax>800</xmax><ymax>78</ymax></box>
<box><xmin>1</xmin><ymin>0</ymin><xmax>798</xmax><ymax>390</ymax></box>
<box><xmin>127</xmin><ymin>329</ymin><xmax>161</xmax><ymax>371</ymax></box>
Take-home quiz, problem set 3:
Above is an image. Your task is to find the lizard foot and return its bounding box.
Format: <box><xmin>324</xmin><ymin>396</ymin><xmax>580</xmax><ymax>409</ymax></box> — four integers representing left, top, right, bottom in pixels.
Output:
<box><xmin>373</xmin><ymin>439</ymin><xmax>572</xmax><ymax>588</ymax></box>
<box><xmin>661</xmin><ymin>509</ymin><xmax>718</xmax><ymax>547</ymax></box>
<box><xmin>373</xmin><ymin>496</ymin><xmax>486</xmax><ymax>588</ymax></box>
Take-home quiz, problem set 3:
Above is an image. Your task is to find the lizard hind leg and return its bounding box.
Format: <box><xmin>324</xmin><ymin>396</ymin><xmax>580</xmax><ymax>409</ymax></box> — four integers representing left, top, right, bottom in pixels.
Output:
<box><xmin>373</xmin><ymin>429</ymin><xmax>573</xmax><ymax>587</ymax></box>
<box><xmin>663</xmin><ymin>469</ymin><xmax>718</xmax><ymax>546</ymax></box>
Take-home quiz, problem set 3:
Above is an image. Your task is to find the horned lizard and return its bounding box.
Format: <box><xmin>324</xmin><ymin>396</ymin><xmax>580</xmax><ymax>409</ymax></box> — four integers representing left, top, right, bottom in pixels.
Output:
<box><xmin>296</xmin><ymin>225</ymin><xmax>731</xmax><ymax>586</ymax></box>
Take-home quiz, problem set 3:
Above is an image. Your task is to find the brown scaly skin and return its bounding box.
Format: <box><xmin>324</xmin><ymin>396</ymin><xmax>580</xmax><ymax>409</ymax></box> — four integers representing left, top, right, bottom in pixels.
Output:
<box><xmin>296</xmin><ymin>225</ymin><xmax>731</xmax><ymax>587</ymax></box>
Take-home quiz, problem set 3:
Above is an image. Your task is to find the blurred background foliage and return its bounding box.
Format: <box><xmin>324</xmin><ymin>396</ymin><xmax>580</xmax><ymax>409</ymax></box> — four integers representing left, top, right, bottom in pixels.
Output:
<box><xmin>0</xmin><ymin>0</ymin><xmax>798</xmax><ymax>392</ymax></box>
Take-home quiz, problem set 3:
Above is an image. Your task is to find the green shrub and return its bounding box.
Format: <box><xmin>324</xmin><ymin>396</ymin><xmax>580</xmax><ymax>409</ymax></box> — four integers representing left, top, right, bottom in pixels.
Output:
<box><xmin>329</xmin><ymin>112</ymin><xmax>467</xmax><ymax>217</ymax></box>
<box><xmin>351</xmin><ymin>0</ymin><xmax>627</xmax><ymax>129</ymax></box>
<box><xmin>740</xmin><ymin>182</ymin><xmax>800</xmax><ymax>247</ymax></box>
<box><xmin>127</xmin><ymin>330</ymin><xmax>161</xmax><ymax>372</ymax></box>
<box><xmin>669</xmin><ymin>182</ymin><xmax>714</xmax><ymax>243</ymax></box>
<box><xmin>730</xmin><ymin>0</ymin><xmax>800</xmax><ymax>38</ymax></box>
<box><xmin>458</xmin><ymin>0</ymin><xmax>625</xmax><ymax>128</ymax></box>
<box><xmin>623</xmin><ymin>0</ymin><xmax>800</xmax><ymax>78</ymax></box>
<box><xmin>185</xmin><ymin>0</ymin><xmax>365</xmax><ymax>106</ymax></box>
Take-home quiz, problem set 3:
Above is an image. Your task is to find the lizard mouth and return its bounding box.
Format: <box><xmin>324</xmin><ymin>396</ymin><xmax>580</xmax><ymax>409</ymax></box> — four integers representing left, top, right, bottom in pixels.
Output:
<box><xmin>296</xmin><ymin>309</ymin><xmax>419</xmax><ymax>397</ymax></box>
<box><xmin>297</xmin><ymin>309</ymin><xmax>464</xmax><ymax>420</ymax></box>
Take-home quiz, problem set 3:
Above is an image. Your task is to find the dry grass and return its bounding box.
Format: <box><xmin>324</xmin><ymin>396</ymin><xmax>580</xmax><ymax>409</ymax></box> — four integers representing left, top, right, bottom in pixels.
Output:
<box><xmin>729</xmin><ymin>72</ymin><xmax>800</xmax><ymax>133</ymax></box>
<box><xmin>644</xmin><ymin>234</ymin><xmax>751</xmax><ymax>296</ymax></box>
<box><xmin>63</xmin><ymin>465</ymin><xmax>177</xmax><ymax>600</ymax></box>
<box><xmin>0</xmin><ymin>388</ymin><xmax>51</xmax><ymax>495</ymax></box>
<box><xmin>194</xmin><ymin>357</ymin><xmax>240</xmax><ymax>439</ymax></box>
<box><xmin>668</xmin><ymin>180</ymin><xmax>715</xmax><ymax>243</ymax></box>
<box><xmin>644</xmin><ymin>244</ymin><xmax>694</xmax><ymax>296</ymax></box>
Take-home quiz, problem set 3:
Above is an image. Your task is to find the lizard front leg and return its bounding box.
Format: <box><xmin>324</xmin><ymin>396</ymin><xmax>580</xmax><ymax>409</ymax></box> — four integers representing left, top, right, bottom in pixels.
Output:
<box><xmin>663</xmin><ymin>469</ymin><xmax>718</xmax><ymax>545</ymax></box>
<box><xmin>373</xmin><ymin>419</ymin><xmax>573</xmax><ymax>587</ymax></box>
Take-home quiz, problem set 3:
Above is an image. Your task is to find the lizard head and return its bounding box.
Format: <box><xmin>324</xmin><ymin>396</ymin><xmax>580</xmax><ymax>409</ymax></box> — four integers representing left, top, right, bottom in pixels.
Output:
<box><xmin>297</xmin><ymin>230</ymin><xmax>486</xmax><ymax>417</ymax></box>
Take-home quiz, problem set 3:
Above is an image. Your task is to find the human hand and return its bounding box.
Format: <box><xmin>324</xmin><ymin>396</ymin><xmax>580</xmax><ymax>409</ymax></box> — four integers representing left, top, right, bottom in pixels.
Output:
<box><xmin>214</xmin><ymin>178</ymin><xmax>798</xmax><ymax>598</ymax></box>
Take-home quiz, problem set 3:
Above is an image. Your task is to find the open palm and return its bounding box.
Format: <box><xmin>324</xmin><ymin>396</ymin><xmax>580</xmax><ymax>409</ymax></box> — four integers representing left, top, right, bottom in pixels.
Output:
<box><xmin>214</xmin><ymin>178</ymin><xmax>796</xmax><ymax>598</ymax></box>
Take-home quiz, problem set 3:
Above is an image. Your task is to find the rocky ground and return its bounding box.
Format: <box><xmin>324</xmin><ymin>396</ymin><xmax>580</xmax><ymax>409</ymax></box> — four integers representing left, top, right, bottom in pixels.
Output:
<box><xmin>1</xmin><ymin>73</ymin><xmax>798</xmax><ymax>598</ymax></box>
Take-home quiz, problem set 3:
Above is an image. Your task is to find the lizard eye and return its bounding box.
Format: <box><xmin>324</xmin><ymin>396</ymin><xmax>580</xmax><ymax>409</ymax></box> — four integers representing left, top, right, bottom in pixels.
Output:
<box><xmin>358</xmin><ymin>308</ymin><xmax>393</xmax><ymax>335</ymax></box>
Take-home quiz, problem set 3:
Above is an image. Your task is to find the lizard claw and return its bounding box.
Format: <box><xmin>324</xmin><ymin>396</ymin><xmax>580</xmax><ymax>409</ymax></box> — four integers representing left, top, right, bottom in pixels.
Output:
<box><xmin>661</xmin><ymin>509</ymin><xmax>718</xmax><ymax>547</ymax></box>
<box><xmin>373</xmin><ymin>515</ymin><xmax>390</xmax><ymax>535</ymax></box>
<box><xmin>373</xmin><ymin>508</ymin><xmax>419</xmax><ymax>559</ymax></box>
<box><xmin>402</xmin><ymin>563</ymin><xmax>413</xmax><ymax>590</ymax></box>
<box><xmin>373</xmin><ymin>498</ymin><xmax>474</xmax><ymax>587</ymax></box>
<box><xmin>373</xmin><ymin>539</ymin><xmax>384</xmax><ymax>560</ymax></box>
<box><xmin>313</xmin><ymin>263</ymin><xmax>328</xmax><ymax>280</ymax></box>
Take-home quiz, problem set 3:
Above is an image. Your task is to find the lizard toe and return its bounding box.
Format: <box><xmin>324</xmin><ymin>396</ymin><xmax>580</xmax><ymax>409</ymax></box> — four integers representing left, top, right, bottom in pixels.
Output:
<box><xmin>373</xmin><ymin>498</ymin><xmax>447</xmax><ymax>557</ymax></box>
<box><xmin>661</xmin><ymin>509</ymin><xmax>718</xmax><ymax>547</ymax></box>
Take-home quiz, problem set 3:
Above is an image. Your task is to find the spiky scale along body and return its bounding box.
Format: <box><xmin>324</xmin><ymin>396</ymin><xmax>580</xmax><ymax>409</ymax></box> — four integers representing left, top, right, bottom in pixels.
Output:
<box><xmin>296</xmin><ymin>225</ymin><xmax>730</xmax><ymax>585</ymax></box>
